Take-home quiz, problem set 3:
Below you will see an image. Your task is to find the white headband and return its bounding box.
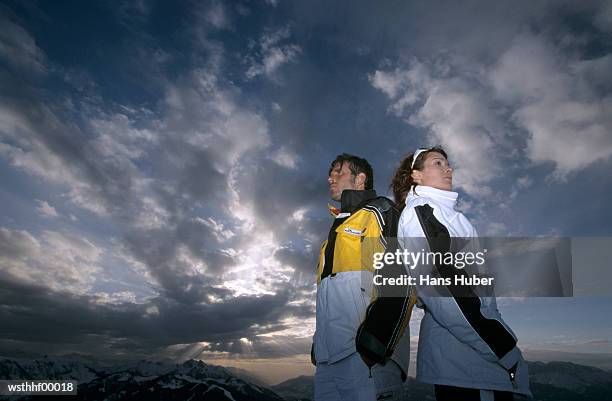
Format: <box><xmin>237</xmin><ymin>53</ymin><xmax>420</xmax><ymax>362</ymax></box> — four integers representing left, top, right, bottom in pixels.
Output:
<box><xmin>410</xmin><ymin>148</ymin><xmax>428</xmax><ymax>169</ymax></box>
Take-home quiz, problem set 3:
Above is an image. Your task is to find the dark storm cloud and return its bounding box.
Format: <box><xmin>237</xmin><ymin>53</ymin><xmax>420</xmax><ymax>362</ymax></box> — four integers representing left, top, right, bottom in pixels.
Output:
<box><xmin>123</xmin><ymin>227</ymin><xmax>217</xmax><ymax>305</ymax></box>
<box><xmin>0</xmin><ymin>2</ymin><xmax>298</xmax><ymax>358</ymax></box>
<box><xmin>0</xmin><ymin>78</ymin><xmax>144</xmax><ymax>220</ymax></box>
<box><xmin>120</xmin><ymin>200</ymin><xmax>242</xmax><ymax>304</ymax></box>
<box><xmin>287</xmin><ymin>0</ymin><xmax>605</xmax><ymax>62</ymax></box>
<box><xmin>0</xmin><ymin>273</ymin><xmax>303</xmax><ymax>356</ymax></box>
<box><xmin>202</xmin><ymin>335</ymin><xmax>312</xmax><ymax>359</ymax></box>
<box><xmin>0</xmin><ymin>0</ymin><xmax>267</xmax><ymax>287</ymax></box>
<box><xmin>232</xmin><ymin>157</ymin><xmax>327</xmax><ymax>239</ymax></box>
<box><xmin>274</xmin><ymin>246</ymin><xmax>318</xmax><ymax>277</ymax></box>
<box><xmin>0</xmin><ymin>10</ymin><xmax>46</xmax><ymax>75</ymax></box>
<box><xmin>174</xmin><ymin>148</ymin><xmax>228</xmax><ymax>205</ymax></box>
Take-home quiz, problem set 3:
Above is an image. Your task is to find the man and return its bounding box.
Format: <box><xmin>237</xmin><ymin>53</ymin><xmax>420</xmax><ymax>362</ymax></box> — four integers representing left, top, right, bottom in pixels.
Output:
<box><xmin>312</xmin><ymin>153</ymin><xmax>415</xmax><ymax>401</ymax></box>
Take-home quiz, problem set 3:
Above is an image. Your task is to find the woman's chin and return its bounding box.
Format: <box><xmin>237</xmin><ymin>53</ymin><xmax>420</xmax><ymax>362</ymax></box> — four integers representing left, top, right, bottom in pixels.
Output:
<box><xmin>431</xmin><ymin>183</ymin><xmax>452</xmax><ymax>191</ymax></box>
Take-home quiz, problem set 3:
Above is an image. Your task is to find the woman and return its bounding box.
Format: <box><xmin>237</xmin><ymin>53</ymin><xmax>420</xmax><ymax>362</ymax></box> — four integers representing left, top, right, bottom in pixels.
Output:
<box><xmin>392</xmin><ymin>147</ymin><xmax>531</xmax><ymax>401</ymax></box>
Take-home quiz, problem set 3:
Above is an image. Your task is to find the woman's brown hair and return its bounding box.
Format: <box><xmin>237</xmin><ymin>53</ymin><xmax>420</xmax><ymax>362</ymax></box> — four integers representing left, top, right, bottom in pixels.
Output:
<box><xmin>390</xmin><ymin>146</ymin><xmax>448</xmax><ymax>210</ymax></box>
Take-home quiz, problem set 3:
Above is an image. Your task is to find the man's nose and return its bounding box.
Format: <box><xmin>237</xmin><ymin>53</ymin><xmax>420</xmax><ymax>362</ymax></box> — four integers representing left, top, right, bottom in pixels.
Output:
<box><xmin>328</xmin><ymin>176</ymin><xmax>334</xmax><ymax>184</ymax></box>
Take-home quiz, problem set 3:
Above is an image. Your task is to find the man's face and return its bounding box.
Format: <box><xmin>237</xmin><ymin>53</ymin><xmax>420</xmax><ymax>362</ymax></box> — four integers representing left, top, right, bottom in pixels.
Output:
<box><xmin>328</xmin><ymin>162</ymin><xmax>359</xmax><ymax>201</ymax></box>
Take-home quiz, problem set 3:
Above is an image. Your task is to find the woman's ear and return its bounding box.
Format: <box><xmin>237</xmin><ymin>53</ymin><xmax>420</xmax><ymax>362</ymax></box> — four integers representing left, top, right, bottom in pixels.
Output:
<box><xmin>411</xmin><ymin>169</ymin><xmax>422</xmax><ymax>184</ymax></box>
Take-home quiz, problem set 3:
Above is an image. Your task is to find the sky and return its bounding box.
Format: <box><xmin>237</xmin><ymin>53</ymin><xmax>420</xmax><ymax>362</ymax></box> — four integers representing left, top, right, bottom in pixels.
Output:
<box><xmin>1</xmin><ymin>0</ymin><xmax>612</xmax><ymax>385</ymax></box>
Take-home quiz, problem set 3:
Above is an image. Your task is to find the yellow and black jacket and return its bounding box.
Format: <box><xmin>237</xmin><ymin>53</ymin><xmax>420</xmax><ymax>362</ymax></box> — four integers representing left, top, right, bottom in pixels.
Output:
<box><xmin>312</xmin><ymin>189</ymin><xmax>415</xmax><ymax>378</ymax></box>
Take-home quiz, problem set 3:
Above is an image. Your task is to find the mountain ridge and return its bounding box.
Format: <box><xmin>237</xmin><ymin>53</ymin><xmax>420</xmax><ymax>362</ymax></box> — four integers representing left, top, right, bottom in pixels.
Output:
<box><xmin>3</xmin><ymin>356</ymin><xmax>612</xmax><ymax>400</ymax></box>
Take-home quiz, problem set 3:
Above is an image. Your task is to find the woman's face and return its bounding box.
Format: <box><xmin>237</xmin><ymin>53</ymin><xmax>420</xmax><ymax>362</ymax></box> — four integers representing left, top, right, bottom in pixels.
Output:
<box><xmin>411</xmin><ymin>151</ymin><xmax>453</xmax><ymax>191</ymax></box>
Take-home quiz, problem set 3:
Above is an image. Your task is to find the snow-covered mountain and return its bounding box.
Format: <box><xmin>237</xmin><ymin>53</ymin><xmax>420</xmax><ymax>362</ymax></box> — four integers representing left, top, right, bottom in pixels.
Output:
<box><xmin>0</xmin><ymin>356</ymin><xmax>284</xmax><ymax>401</ymax></box>
<box><xmin>79</xmin><ymin>362</ymin><xmax>284</xmax><ymax>401</ymax></box>
<box><xmin>0</xmin><ymin>355</ymin><xmax>104</xmax><ymax>383</ymax></box>
<box><xmin>3</xmin><ymin>356</ymin><xmax>612</xmax><ymax>401</ymax></box>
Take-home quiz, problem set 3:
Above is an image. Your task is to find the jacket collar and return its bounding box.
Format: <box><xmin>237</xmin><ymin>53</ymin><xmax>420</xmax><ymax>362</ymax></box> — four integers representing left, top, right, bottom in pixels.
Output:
<box><xmin>407</xmin><ymin>185</ymin><xmax>458</xmax><ymax>209</ymax></box>
<box><xmin>340</xmin><ymin>189</ymin><xmax>377</xmax><ymax>214</ymax></box>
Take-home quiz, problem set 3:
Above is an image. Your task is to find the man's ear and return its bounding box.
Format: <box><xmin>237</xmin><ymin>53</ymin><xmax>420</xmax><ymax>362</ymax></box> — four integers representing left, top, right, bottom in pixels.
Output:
<box><xmin>411</xmin><ymin>169</ymin><xmax>422</xmax><ymax>184</ymax></box>
<box><xmin>356</xmin><ymin>172</ymin><xmax>367</xmax><ymax>189</ymax></box>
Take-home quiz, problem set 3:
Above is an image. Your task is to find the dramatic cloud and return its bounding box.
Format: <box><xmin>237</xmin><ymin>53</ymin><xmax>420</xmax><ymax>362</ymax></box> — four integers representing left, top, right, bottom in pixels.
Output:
<box><xmin>245</xmin><ymin>26</ymin><xmax>302</xmax><ymax>80</ymax></box>
<box><xmin>0</xmin><ymin>12</ymin><xmax>46</xmax><ymax>74</ymax></box>
<box><xmin>204</xmin><ymin>1</ymin><xmax>230</xmax><ymax>30</ymax></box>
<box><xmin>491</xmin><ymin>33</ymin><xmax>612</xmax><ymax>178</ymax></box>
<box><xmin>0</xmin><ymin>5</ymin><xmax>311</xmax><ymax>361</ymax></box>
<box><xmin>1</xmin><ymin>1</ymin><xmax>611</xmax><ymax>383</ymax></box>
<box><xmin>35</xmin><ymin>200</ymin><xmax>58</xmax><ymax>218</ymax></box>
<box><xmin>0</xmin><ymin>273</ymin><xmax>302</xmax><ymax>357</ymax></box>
<box><xmin>370</xmin><ymin>62</ymin><xmax>502</xmax><ymax>196</ymax></box>
<box><xmin>0</xmin><ymin>227</ymin><xmax>101</xmax><ymax>294</ymax></box>
<box><xmin>371</xmin><ymin>27</ymin><xmax>612</xmax><ymax>196</ymax></box>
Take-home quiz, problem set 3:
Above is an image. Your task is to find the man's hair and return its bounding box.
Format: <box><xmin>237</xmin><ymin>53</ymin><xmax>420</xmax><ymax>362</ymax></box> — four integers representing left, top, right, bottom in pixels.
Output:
<box><xmin>328</xmin><ymin>153</ymin><xmax>374</xmax><ymax>190</ymax></box>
